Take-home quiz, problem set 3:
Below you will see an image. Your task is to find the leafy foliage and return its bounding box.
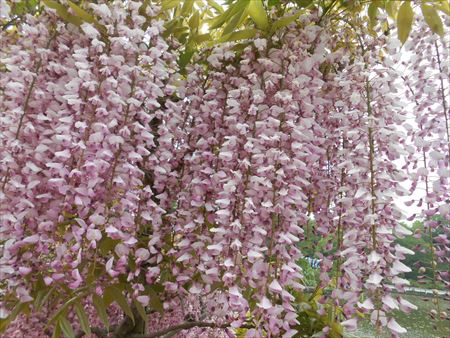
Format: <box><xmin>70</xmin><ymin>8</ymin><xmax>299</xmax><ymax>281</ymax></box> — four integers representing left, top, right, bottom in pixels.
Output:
<box><xmin>398</xmin><ymin>218</ymin><xmax>449</xmax><ymax>289</ymax></box>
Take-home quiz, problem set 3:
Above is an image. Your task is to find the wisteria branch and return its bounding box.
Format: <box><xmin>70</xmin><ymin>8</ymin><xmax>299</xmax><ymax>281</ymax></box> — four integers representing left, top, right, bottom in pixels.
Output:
<box><xmin>127</xmin><ymin>321</ymin><xmax>254</xmax><ymax>338</ymax></box>
<box><xmin>73</xmin><ymin>320</ymin><xmax>254</xmax><ymax>338</ymax></box>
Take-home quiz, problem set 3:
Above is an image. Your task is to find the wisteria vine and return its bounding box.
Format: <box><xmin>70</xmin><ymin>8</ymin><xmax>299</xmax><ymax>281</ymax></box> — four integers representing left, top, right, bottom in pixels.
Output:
<box><xmin>0</xmin><ymin>1</ymin><xmax>448</xmax><ymax>337</ymax></box>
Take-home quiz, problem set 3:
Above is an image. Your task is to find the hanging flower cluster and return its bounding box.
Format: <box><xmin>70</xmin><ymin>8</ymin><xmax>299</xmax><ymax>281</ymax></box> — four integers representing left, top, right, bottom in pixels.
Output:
<box><xmin>0</xmin><ymin>0</ymin><xmax>182</xmax><ymax>335</ymax></box>
<box><xmin>155</xmin><ymin>13</ymin><xmax>418</xmax><ymax>336</ymax></box>
<box><xmin>0</xmin><ymin>1</ymin><xmax>448</xmax><ymax>337</ymax></box>
<box><xmin>401</xmin><ymin>17</ymin><xmax>449</xmax><ymax>291</ymax></box>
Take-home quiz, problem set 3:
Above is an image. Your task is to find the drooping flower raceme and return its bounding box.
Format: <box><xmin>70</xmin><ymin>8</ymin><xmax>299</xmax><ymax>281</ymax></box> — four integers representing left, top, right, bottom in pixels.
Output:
<box><xmin>154</xmin><ymin>14</ymin><xmax>418</xmax><ymax>336</ymax></box>
<box><xmin>0</xmin><ymin>0</ymin><xmax>181</xmax><ymax>334</ymax></box>
<box><xmin>401</xmin><ymin>17</ymin><xmax>449</xmax><ymax>293</ymax></box>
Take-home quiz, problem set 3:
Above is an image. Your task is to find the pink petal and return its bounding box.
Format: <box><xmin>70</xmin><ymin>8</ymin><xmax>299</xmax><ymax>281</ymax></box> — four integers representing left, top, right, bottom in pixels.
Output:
<box><xmin>387</xmin><ymin>318</ymin><xmax>407</xmax><ymax>334</ymax></box>
<box><xmin>257</xmin><ymin>296</ymin><xmax>272</xmax><ymax>310</ymax></box>
<box><xmin>382</xmin><ymin>295</ymin><xmax>399</xmax><ymax>310</ymax></box>
<box><xmin>341</xmin><ymin>318</ymin><xmax>357</xmax><ymax>331</ymax></box>
<box><xmin>358</xmin><ymin>298</ymin><xmax>374</xmax><ymax>310</ymax></box>
<box><xmin>136</xmin><ymin>295</ymin><xmax>149</xmax><ymax>307</ymax></box>
<box><xmin>269</xmin><ymin>279</ymin><xmax>283</xmax><ymax>293</ymax></box>
<box><xmin>367</xmin><ymin>272</ymin><xmax>383</xmax><ymax>285</ymax></box>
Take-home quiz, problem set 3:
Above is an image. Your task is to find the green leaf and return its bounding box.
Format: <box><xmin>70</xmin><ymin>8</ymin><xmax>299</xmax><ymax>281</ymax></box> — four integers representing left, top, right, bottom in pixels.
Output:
<box><xmin>47</xmin><ymin>292</ymin><xmax>86</xmax><ymax>326</ymax></box>
<box><xmin>12</xmin><ymin>0</ymin><xmax>40</xmax><ymax>16</ymax></box>
<box><xmin>139</xmin><ymin>0</ymin><xmax>150</xmax><ymax>15</ymax></box>
<box><xmin>208</xmin><ymin>11</ymin><xmax>230</xmax><ymax>30</ymax></box>
<box><xmin>421</xmin><ymin>4</ymin><xmax>444</xmax><ymax>37</ymax></box>
<box><xmin>436</xmin><ymin>0</ymin><xmax>450</xmax><ymax>15</ymax></box>
<box><xmin>149</xmin><ymin>283</ymin><xmax>165</xmax><ymax>293</ymax></box>
<box><xmin>209</xmin><ymin>0</ymin><xmax>248</xmax><ymax>30</ymax></box>
<box><xmin>103</xmin><ymin>286</ymin><xmax>134</xmax><ymax>323</ymax></box>
<box><xmin>161</xmin><ymin>0</ymin><xmax>180</xmax><ymax>11</ymax></box>
<box><xmin>172</xmin><ymin>25</ymin><xmax>189</xmax><ymax>38</ymax></box>
<box><xmin>193</xmin><ymin>33</ymin><xmax>211</xmax><ymax>44</ymax></box>
<box><xmin>147</xmin><ymin>288</ymin><xmax>164</xmax><ymax>314</ymax></box>
<box><xmin>133</xmin><ymin>299</ymin><xmax>148</xmax><ymax>323</ymax></box>
<box><xmin>210</xmin><ymin>281</ymin><xmax>224</xmax><ymax>292</ymax></box>
<box><xmin>368</xmin><ymin>2</ymin><xmax>379</xmax><ymax>28</ymax></box>
<box><xmin>296</xmin><ymin>0</ymin><xmax>313</xmax><ymax>7</ymax></box>
<box><xmin>221</xmin><ymin>28</ymin><xmax>257</xmax><ymax>42</ymax></box>
<box><xmin>33</xmin><ymin>289</ymin><xmax>46</xmax><ymax>310</ymax></box>
<box><xmin>268</xmin><ymin>0</ymin><xmax>279</xmax><ymax>7</ymax></box>
<box><xmin>222</xmin><ymin>3</ymin><xmax>249</xmax><ymax>36</ymax></box>
<box><xmin>385</xmin><ymin>0</ymin><xmax>398</xmax><ymax>19</ymax></box>
<box><xmin>98</xmin><ymin>237</ymin><xmax>120</xmax><ymax>256</ymax></box>
<box><xmin>67</xmin><ymin>1</ymin><xmax>95</xmax><ymax>24</ymax></box>
<box><xmin>189</xmin><ymin>10</ymin><xmax>200</xmax><ymax>31</ymax></box>
<box><xmin>162</xmin><ymin>19</ymin><xmax>178</xmax><ymax>37</ymax></box>
<box><xmin>52</xmin><ymin>322</ymin><xmax>62</xmax><ymax>338</ymax></box>
<box><xmin>181</xmin><ymin>0</ymin><xmax>194</xmax><ymax>16</ymax></box>
<box><xmin>92</xmin><ymin>294</ymin><xmax>109</xmax><ymax>331</ymax></box>
<box><xmin>42</xmin><ymin>0</ymin><xmax>83</xmax><ymax>26</ymax></box>
<box><xmin>35</xmin><ymin>286</ymin><xmax>56</xmax><ymax>311</ymax></box>
<box><xmin>207</xmin><ymin>0</ymin><xmax>224</xmax><ymax>13</ymax></box>
<box><xmin>271</xmin><ymin>11</ymin><xmax>301</xmax><ymax>31</ymax></box>
<box><xmin>248</xmin><ymin>0</ymin><xmax>269</xmax><ymax>30</ymax></box>
<box><xmin>397</xmin><ymin>1</ymin><xmax>414</xmax><ymax>44</ymax></box>
<box><xmin>74</xmin><ymin>302</ymin><xmax>91</xmax><ymax>336</ymax></box>
<box><xmin>178</xmin><ymin>49</ymin><xmax>196</xmax><ymax>71</ymax></box>
<box><xmin>59</xmin><ymin>317</ymin><xmax>75</xmax><ymax>338</ymax></box>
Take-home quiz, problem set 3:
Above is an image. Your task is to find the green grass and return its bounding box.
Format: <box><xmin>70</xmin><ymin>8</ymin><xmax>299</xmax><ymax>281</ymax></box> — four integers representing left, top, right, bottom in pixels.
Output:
<box><xmin>350</xmin><ymin>294</ymin><xmax>450</xmax><ymax>338</ymax></box>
